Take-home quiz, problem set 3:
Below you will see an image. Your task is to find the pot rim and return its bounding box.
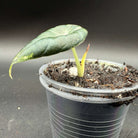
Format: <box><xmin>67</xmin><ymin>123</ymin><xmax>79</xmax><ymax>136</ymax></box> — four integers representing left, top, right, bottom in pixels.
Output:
<box><xmin>39</xmin><ymin>59</ymin><xmax>138</xmax><ymax>103</ymax></box>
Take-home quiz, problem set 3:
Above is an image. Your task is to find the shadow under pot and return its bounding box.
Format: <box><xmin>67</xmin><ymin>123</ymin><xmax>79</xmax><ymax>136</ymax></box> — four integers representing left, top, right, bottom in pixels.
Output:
<box><xmin>39</xmin><ymin>59</ymin><xmax>138</xmax><ymax>138</ymax></box>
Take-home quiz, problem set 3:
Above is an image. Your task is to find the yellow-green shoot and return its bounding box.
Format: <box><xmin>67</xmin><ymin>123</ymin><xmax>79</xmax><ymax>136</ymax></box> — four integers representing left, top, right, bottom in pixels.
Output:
<box><xmin>72</xmin><ymin>44</ymin><xmax>90</xmax><ymax>77</ymax></box>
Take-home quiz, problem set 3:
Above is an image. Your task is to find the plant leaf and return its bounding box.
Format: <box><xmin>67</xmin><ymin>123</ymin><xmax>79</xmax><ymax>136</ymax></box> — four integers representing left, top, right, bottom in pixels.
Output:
<box><xmin>9</xmin><ymin>24</ymin><xmax>88</xmax><ymax>79</ymax></box>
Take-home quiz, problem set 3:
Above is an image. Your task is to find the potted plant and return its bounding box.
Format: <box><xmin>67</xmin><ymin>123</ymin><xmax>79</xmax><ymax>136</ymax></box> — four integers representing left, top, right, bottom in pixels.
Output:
<box><xmin>9</xmin><ymin>24</ymin><xmax>138</xmax><ymax>138</ymax></box>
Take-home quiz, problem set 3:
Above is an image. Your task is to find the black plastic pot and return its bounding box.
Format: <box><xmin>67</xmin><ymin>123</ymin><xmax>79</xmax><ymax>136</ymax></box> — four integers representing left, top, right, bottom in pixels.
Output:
<box><xmin>39</xmin><ymin>59</ymin><xmax>138</xmax><ymax>138</ymax></box>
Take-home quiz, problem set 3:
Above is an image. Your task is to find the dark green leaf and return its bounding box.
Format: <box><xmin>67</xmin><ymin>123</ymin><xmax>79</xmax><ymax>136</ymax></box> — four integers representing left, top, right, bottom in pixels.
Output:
<box><xmin>9</xmin><ymin>24</ymin><xmax>88</xmax><ymax>79</ymax></box>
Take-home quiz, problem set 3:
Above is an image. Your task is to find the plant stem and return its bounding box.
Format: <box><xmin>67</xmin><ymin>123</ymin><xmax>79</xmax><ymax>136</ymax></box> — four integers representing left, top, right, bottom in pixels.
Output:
<box><xmin>80</xmin><ymin>44</ymin><xmax>90</xmax><ymax>77</ymax></box>
<box><xmin>71</xmin><ymin>47</ymin><xmax>82</xmax><ymax>77</ymax></box>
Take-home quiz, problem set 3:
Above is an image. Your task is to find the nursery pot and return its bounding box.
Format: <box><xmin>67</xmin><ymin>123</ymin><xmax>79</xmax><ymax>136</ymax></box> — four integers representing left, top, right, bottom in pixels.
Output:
<box><xmin>39</xmin><ymin>59</ymin><xmax>138</xmax><ymax>138</ymax></box>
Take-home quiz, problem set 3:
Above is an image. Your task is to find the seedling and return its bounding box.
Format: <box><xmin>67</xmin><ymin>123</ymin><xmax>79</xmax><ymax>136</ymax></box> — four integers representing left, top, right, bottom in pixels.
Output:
<box><xmin>9</xmin><ymin>24</ymin><xmax>89</xmax><ymax>79</ymax></box>
<box><xmin>72</xmin><ymin>44</ymin><xmax>90</xmax><ymax>77</ymax></box>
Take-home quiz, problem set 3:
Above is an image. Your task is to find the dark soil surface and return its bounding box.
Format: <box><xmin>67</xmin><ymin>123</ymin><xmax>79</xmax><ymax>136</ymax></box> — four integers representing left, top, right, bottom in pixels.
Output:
<box><xmin>44</xmin><ymin>60</ymin><xmax>138</xmax><ymax>90</ymax></box>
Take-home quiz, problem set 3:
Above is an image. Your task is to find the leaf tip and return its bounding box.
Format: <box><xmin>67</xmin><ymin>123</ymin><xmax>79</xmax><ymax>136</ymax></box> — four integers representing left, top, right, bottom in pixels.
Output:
<box><xmin>87</xmin><ymin>43</ymin><xmax>90</xmax><ymax>52</ymax></box>
<box><xmin>9</xmin><ymin>63</ymin><xmax>14</xmax><ymax>80</ymax></box>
